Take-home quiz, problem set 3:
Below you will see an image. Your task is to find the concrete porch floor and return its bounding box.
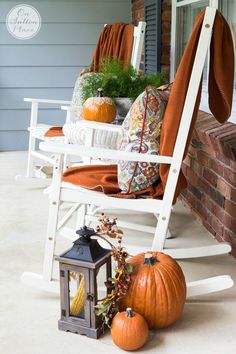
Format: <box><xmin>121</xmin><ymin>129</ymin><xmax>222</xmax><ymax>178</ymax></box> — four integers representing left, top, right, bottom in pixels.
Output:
<box><xmin>1</xmin><ymin>151</ymin><xmax>236</xmax><ymax>354</ymax></box>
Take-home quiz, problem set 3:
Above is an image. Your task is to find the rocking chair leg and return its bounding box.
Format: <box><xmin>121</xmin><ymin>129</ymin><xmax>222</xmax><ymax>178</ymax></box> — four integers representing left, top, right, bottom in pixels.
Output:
<box><xmin>27</xmin><ymin>102</ymin><xmax>39</xmax><ymax>178</ymax></box>
<box><xmin>152</xmin><ymin>209</ymin><xmax>172</xmax><ymax>251</ymax></box>
<box><xmin>63</xmin><ymin>137</ymin><xmax>71</xmax><ymax>171</ymax></box>
<box><xmin>42</xmin><ymin>155</ymin><xmax>63</xmax><ymax>281</ymax></box>
<box><xmin>26</xmin><ymin>133</ymin><xmax>36</xmax><ymax>178</ymax></box>
<box><xmin>63</xmin><ymin>154</ymin><xmax>71</xmax><ymax>171</ymax></box>
<box><xmin>21</xmin><ymin>154</ymin><xmax>63</xmax><ymax>292</ymax></box>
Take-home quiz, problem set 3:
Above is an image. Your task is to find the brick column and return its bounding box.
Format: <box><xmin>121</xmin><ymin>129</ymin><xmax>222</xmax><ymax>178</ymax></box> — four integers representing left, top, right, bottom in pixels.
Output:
<box><xmin>181</xmin><ymin>111</ymin><xmax>236</xmax><ymax>259</ymax></box>
<box><xmin>132</xmin><ymin>0</ymin><xmax>144</xmax><ymax>23</ymax></box>
<box><xmin>161</xmin><ymin>0</ymin><xmax>171</xmax><ymax>77</ymax></box>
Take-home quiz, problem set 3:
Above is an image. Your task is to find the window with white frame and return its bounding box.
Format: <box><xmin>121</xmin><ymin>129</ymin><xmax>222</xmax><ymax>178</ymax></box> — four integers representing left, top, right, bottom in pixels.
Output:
<box><xmin>170</xmin><ymin>0</ymin><xmax>236</xmax><ymax>124</ymax></box>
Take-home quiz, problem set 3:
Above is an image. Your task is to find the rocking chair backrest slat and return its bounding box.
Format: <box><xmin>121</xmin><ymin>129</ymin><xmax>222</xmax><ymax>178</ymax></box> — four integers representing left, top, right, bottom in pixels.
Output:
<box><xmin>131</xmin><ymin>21</ymin><xmax>146</xmax><ymax>71</ymax></box>
<box><xmin>152</xmin><ymin>6</ymin><xmax>217</xmax><ymax>250</ymax></box>
<box><xmin>104</xmin><ymin>21</ymin><xmax>146</xmax><ymax>71</ymax></box>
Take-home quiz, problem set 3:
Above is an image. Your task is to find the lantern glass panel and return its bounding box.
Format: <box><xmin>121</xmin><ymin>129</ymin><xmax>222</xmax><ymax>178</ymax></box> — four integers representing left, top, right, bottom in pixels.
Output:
<box><xmin>96</xmin><ymin>262</ymin><xmax>108</xmax><ymax>299</ymax></box>
<box><xmin>69</xmin><ymin>271</ymin><xmax>85</xmax><ymax>319</ymax></box>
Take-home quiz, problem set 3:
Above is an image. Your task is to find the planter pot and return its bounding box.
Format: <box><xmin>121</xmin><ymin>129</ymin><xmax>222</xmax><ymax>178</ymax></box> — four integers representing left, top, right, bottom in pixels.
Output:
<box><xmin>114</xmin><ymin>97</ymin><xmax>132</xmax><ymax>118</ymax></box>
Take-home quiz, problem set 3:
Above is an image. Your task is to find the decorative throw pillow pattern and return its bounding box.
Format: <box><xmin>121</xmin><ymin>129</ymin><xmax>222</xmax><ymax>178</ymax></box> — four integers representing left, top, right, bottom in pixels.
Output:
<box><xmin>118</xmin><ymin>84</ymin><xmax>171</xmax><ymax>194</ymax></box>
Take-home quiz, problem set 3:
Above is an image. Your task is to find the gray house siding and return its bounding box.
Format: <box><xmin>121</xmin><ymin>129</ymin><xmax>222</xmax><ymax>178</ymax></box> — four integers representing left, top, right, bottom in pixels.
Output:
<box><xmin>0</xmin><ymin>0</ymin><xmax>131</xmax><ymax>151</ymax></box>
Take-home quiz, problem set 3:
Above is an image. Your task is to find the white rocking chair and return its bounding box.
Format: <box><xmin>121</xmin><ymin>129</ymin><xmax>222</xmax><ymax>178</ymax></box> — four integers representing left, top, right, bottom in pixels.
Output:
<box><xmin>21</xmin><ymin>7</ymin><xmax>233</xmax><ymax>297</ymax></box>
<box><xmin>16</xmin><ymin>21</ymin><xmax>146</xmax><ymax>182</ymax></box>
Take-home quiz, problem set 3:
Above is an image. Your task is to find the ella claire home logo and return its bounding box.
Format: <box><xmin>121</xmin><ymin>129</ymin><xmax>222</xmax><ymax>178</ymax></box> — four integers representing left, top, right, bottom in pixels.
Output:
<box><xmin>6</xmin><ymin>4</ymin><xmax>41</xmax><ymax>40</ymax></box>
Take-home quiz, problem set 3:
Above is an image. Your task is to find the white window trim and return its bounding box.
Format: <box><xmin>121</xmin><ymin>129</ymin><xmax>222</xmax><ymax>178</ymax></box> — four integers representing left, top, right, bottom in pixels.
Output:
<box><xmin>170</xmin><ymin>0</ymin><xmax>236</xmax><ymax>124</ymax></box>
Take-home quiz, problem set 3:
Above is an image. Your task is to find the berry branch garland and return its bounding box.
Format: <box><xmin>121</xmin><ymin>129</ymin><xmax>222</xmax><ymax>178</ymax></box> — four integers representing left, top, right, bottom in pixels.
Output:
<box><xmin>94</xmin><ymin>214</ymin><xmax>133</xmax><ymax>329</ymax></box>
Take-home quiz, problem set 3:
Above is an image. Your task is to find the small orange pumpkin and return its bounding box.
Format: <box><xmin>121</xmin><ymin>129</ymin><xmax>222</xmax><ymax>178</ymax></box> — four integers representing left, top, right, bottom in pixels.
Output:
<box><xmin>121</xmin><ymin>252</ymin><xmax>186</xmax><ymax>329</ymax></box>
<box><xmin>111</xmin><ymin>308</ymin><xmax>149</xmax><ymax>351</ymax></box>
<box><xmin>82</xmin><ymin>88</ymin><xmax>116</xmax><ymax>123</ymax></box>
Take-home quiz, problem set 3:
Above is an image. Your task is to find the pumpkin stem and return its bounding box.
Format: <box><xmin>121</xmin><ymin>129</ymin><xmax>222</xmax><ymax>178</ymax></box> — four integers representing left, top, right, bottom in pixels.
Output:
<box><xmin>144</xmin><ymin>253</ymin><xmax>158</xmax><ymax>266</ymax></box>
<box><xmin>97</xmin><ymin>88</ymin><xmax>104</xmax><ymax>97</ymax></box>
<box><xmin>126</xmin><ymin>308</ymin><xmax>134</xmax><ymax>318</ymax></box>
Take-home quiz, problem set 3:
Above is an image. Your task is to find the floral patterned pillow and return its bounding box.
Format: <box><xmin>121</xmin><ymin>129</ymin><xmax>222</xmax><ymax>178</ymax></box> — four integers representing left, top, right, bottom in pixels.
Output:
<box><xmin>117</xmin><ymin>84</ymin><xmax>172</xmax><ymax>194</ymax></box>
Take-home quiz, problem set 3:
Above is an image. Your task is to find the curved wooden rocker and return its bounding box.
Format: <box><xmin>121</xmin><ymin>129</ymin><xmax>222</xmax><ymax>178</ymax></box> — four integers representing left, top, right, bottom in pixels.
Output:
<box><xmin>21</xmin><ymin>272</ymin><xmax>233</xmax><ymax>298</ymax></box>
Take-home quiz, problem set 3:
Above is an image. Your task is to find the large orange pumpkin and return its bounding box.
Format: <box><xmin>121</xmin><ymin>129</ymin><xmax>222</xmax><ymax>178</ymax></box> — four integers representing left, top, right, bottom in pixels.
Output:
<box><xmin>121</xmin><ymin>252</ymin><xmax>186</xmax><ymax>329</ymax></box>
<box><xmin>82</xmin><ymin>88</ymin><xmax>116</xmax><ymax>123</ymax></box>
<box><xmin>111</xmin><ymin>308</ymin><xmax>149</xmax><ymax>351</ymax></box>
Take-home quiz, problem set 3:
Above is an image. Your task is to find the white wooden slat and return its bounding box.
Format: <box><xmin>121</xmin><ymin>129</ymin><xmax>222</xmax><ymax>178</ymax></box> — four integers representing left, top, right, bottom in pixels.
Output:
<box><xmin>24</xmin><ymin>98</ymin><xmax>71</xmax><ymax>104</ymax></box>
<box><xmin>40</xmin><ymin>141</ymin><xmax>173</xmax><ymax>164</ymax></box>
<box><xmin>131</xmin><ymin>22</ymin><xmax>146</xmax><ymax>71</ymax></box>
<box><xmin>60</xmin><ymin>188</ymin><xmax>162</xmax><ymax>214</ymax></box>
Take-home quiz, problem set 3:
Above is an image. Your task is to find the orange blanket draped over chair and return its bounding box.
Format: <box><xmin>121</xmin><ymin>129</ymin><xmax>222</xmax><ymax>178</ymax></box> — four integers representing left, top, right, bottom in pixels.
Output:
<box><xmin>45</xmin><ymin>23</ymin><xmax>134</xmax><ymax>138</ymax></box>
<box><xmin>63</xmin><ymin>10</ymin><xmax>234</xmax><ymax>203</ymax></box>
<box><xmin>91</xmin><ymin>22</ymin><xmax>134</xmax><ymax>72</ymax></box>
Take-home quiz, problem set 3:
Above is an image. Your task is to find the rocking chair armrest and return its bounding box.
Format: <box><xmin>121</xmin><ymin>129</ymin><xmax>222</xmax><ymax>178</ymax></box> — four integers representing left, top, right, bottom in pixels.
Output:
<box><xmin>24</xmin><ymin>98</ymin><xmax>72</xmax><ymax>105</ymax></box>
<box><xmin>39</xmin><ymin>141</ymin><xmax>173</xmax><ymax>164</ymax></box>
<box><xmin>61</xmin><ymin>105</ymin><xmax>75</xmax><ymax>111</ymax></box>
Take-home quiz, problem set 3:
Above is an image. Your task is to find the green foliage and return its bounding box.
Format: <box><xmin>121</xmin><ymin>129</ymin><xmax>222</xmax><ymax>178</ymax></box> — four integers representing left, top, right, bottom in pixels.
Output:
<box><xmin>81</xmin><ymin>58</ymin><xmax>165</xmax><ymax>103</ymax></box>
<box><xmin>80</xmin><ymin>72</ymin><xmax>103</xmax><ymax>103</ymax></box>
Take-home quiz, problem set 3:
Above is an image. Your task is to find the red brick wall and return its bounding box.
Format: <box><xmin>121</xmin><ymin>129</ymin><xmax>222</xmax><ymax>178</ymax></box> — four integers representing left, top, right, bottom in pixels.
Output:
<box><xmin>132</xmin><ymin>0</ymin><xmax>144</xmax><ymax>23</ymax></box>
<box><xmin>132</xmin><ymin>0</ymin><xmax>171</xmax><ymax>78</ymax></box>
<box><xmin>181</xmin><ymin>111</ymin><xmax>236</xmax><ymax>259</ymax></box>
<box><xmin>161</xmin><ymin>0</ymin><xmax>171</xmax><ymax>77</ymax></box>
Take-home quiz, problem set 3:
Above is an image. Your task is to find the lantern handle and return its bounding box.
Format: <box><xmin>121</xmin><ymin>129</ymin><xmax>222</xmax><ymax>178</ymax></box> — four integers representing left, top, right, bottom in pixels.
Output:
<box><xmin>75</xmin><ymin>225</ymin><xmax>118</xmax><ymax>254</ymax></box>
<box><xmin>94</xmin><ymin>234</ymin><xmax>116</xmax><ymax>252</ymax></box>
<box><xmin>75</xmin><ymin>225</ymin><xmax>96</xmax><ymax>242</ymax></box>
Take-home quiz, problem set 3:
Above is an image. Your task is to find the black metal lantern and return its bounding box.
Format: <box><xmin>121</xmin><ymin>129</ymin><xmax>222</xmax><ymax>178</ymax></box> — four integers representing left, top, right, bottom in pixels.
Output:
<box><xmin>56</xmin><ymin>226</ymin><xmax>112</xmax><ymax>339</ymax></box>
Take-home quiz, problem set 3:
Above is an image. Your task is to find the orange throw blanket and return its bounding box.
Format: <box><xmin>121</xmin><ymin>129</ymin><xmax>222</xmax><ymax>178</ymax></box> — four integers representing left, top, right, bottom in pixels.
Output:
<box><xmin>63</xmin><ymin>10</ymin><xmax>234</xmax><ymax>203</ymax></box>
<box><xmin>44</xmin><ymin>126</ymin><xmax>64</xmax><ymax>138</ymax></box>
<box><xmin>91</xmin><ymin>23</ymin><xmax>134</xmax><ymax>72</ymax></box>
<box><xmin>63</xmin><ymin>164</ymin><xmax>120</xmax><ymax>194</ymax></box>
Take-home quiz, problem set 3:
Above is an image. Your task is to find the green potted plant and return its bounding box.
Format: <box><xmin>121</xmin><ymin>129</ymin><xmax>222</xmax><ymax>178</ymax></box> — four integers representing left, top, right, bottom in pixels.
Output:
<box><xmin>81</xmin><ymin>58</ymin><xmax>165</xmax><ymax>117</ymax></box>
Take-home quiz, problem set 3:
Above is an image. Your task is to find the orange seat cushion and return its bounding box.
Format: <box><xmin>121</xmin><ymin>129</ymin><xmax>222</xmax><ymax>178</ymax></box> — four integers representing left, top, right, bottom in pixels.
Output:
<box><xmin>44</xmin><ymin>126</ymin><xmax>64</xmax><ymax>137</ymax></box>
